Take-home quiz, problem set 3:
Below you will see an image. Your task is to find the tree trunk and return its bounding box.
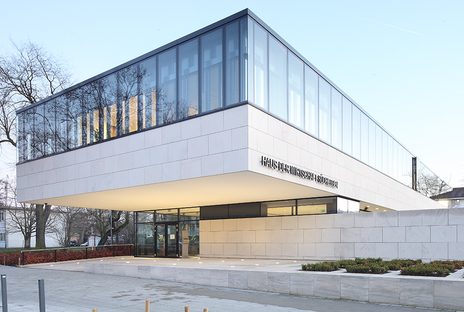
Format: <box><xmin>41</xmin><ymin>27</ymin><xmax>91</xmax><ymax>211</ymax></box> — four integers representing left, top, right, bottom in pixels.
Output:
<box><xmin>35</xmin><ymin>204</ymin><xmax>51</xmax><ymax>249</ymax></box>
<box><xmin>24</xmin><ymin>234</ymin><xmax>31</xmax><ymax>249</ymax></box>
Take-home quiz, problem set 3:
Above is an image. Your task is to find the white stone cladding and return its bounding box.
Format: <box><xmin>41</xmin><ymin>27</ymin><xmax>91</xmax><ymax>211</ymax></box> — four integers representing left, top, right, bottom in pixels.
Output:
<box><xmin>199</xmin><ymin>208</ymin><xmax>464</xmax><ymax>261</ymax></box>
<box><xmin>16</xmin><ymin>104</ymin><xmax>442</xmax><ymax>212</ymax></box>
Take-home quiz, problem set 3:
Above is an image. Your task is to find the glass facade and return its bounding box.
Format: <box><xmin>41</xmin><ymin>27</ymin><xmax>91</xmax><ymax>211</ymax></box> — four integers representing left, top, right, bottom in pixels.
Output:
<box><xmin>16</xmin><ymin>12</ymin><xmax>448</xmax><ymax>195</ymax></box>
<box><xmin>135</xmin><ymin>207</ymin><xmax>200</xmax><ymax>257</ymax></box>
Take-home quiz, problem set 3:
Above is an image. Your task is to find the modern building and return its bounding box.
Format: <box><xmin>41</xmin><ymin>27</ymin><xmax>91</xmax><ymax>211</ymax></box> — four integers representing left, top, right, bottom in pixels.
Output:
<box><xmin>16</xmin><ymin>9</ymin><xmax>449</xmax><ymax>259</ymax></box>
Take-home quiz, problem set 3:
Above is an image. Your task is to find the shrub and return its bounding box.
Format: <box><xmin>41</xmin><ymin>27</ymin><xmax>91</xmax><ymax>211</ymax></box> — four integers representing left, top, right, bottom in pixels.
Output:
<box><xmin>436</xmin><ymin>261</ymin><xmax>463</xmax><ymax>270</ymax></box>
<box><xmin>387</xmin><ymin>263</ymin><xmax>402</xmax><ymax>270</ymax></box>
<box><xmin>369</xmin><ymin>264</ymin><xmax>389</xmax><ymax>274</ymax></box>
<box><xmin>302</xmin><ymin>261</ymin><xmax>339</xmax><ymax>272</ymax></box>
<box><xmin>401</xmin><ymin>263</ymin><xmax>455</xmax><ymax>277</ymax></box>
<box><xmin>345</xmin><ymin>264</ymin><xmax>370</xmax><ymax>273</ymax></box>
<box><xmin>453</xmin><ymin>261</ymin><xmax>464</xmax><ymax>269</ymax></box>
<box><xmin>345</xmin><ymin>263</ymin><xmax>388</xmax><ymax>274</ymax></box>
<box><xmin>337</xmin><ymin>259</ymin><xmax>356</xmax><ymax>268</ymax></box>
<box><xmin>0</xmin><ymin>253</ymin><xmax>21</xmax><ymax>266</ymax></box>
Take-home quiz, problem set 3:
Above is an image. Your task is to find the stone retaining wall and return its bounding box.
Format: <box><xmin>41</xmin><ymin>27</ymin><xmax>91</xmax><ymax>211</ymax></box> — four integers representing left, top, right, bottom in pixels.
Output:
<box><xmin>199</xmin><ymin>208</ymin><xmax>464</xmax><ymax>261</ymax></box>
<box><xmin>84</xmin><ymin>262</ymin><xmax>464</xmax><ymax>310</ymax></box>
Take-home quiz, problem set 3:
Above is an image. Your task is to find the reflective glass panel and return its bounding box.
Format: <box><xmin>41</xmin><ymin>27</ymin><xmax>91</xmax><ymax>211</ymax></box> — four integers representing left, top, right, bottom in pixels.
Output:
<box><xmin>298</xmin><ymin>198</ymin><xmax>337</xmax><ymax>214</ymax></box>
<box><xmin>17</xmin><ymin>113</ymin><xmax>25</xmax><ymax>162</ymax></box>
<box><xmin>67</xmin><ymin>90</ymin><xmax>82</xmax><ymax>149</ymax></box>
<box><xmin>304</xmin><ymin>66</ymin><xmax>318</xmax><ymax>137</ymax></box>
<box><xmin>269</xmin><ymin>36</ymin><xmax>287</xmax><ymax>120</ymax></box>
<box><xmin>318</xmin><ymin>78</ymin><xmax>331</xmax><ymax>143</ymax></box>
<box><xmin>55</xmin><ymin>96</ymin><xmax>67</xmax><ymax>152</ymax></box>
<box><xmin>201</xmin><ymin>28</ymin><xmax>223</xmax><ymax>113</ymax></box>
<box><xmin>179</xmin><ymin>39</ymin><xmax>199</xmax><ymax>118</ymax></box>
<box><xmin>240</xmin><ymin>18</ymin><xmax>248</xmax><ymax>102</ymax></box>
<box><xmin>137</xmin><ymin>211</ymin><xmax>154</xmax><ymax>223</ymax></box>
<box><xmin>156</xmin><ymin>224</ymin><xmax>165</xmax><ymax>256</ymax></box>
<box><xmin>253</xmin><ymin>22</ymin><xmax>268</xmax><ymax>109</ymax></box>
<box><xmin>331</xmin><ymin>88</ymin><xmax>342</xmax><ymax>149</ymax></box>
<box><xmin>297</xmin><ymin>199</ymin><xmax>327</xmax><ymax>215</ymax></box>
<box><xmin>368</xmin><ymin>119</ymin><xmax>376</xmax><ymax>167</ymax></box>
<box><xmin>262</xmin><ymin>200</ymin><xmax>296</xmax><ymax>216</ymax></box>
<box><xmin>81</xmin><ymin>81</ymin><xmax>100</xmax><ymax>143</ymax></box>
<box><xmin>167</xmin><ymin>224</ymin><xmax>177</xmax><ymax>257</ymax></box>
<box><xmin>23</xmin><ymin>111</ymin><xmax>33</xmax><ymax>160</ymax></box>
<box><xmin>32</xmin><ymin>104</ymin><xmax>45</xmax><ymax>158</ymax></box>
<box><xmin>376</xmin><ymin>124</ymin><xmax>382</xmax><ymax>171</ymax></box>
<box><xmin>382</xmin><ymin>130</ymin><xmax>388</xmax><ymax>174</ymax></box>
<box><xmin>44</xmin><ymin>100</ymin><xmax>56</xmax><ymax>155</ymax></box>
<box><xmin>225</xmin><ymin>21</ymin><xmax>239</xmax><ymax>106</ymax></box>
<box><xmin>337</xmin><ymin>198</ymin><xmax>359</xmax><ymax>213</ymax></box>
<box><xmin>360</xmin><ymin>112</ymin><xmax>369</xmax><ymax>163</ymax></box>
<box><xmin>288</xmin><ymin>52</ymin><xmax>303</xmax><ymax>128</ymax></box>
<box><xmin>158</xmin><ymin>48</ymin><xmax>177</xmax><ymax>124</ymax></box>
<box><xmin>180</xmin><ymin>221</ymin><xmax>199</xmax><ymax>257</ymax></box>
<box><xmin>342</xmin><ymin>97</ymin><xmax>352</xmax><ymax>155</ymax></box>
<box><xmin>179</xmin><ymin>207</ymin><xmax>200</xmax><ymax>221</ymax></box>
<box><xmin>155</xmin><ymin>209</ymin><xmax>178</xmax><ymax>222</ymax></box>
<box><xmin>140</xmin><ymin>56</ymin><xmax>157</xmax><ymax>128</ymax></box>
<box><xmin>352</xmin><ymin>105</ymin><xmax>361</xmax><ymax>159</ymax></box>
<box><xmin>229</xmin><ymin>203</ymin><xmax>261</xmax><ymax>218</ymax></box>
<box><xmin>137</xmin><ymin>223</ymin><xmax>154</xmax><ymax>256</ymax></box>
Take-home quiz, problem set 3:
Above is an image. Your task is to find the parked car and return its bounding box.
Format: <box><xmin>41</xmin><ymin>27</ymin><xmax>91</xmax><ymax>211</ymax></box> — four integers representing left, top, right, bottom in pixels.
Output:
<box><xmin>69</xmin><ymin>241</ymin><xmax>77</xmax><ymax>247</ymax></box>
<box><xmin>80</xmin><ymin>242</ymin><xmax>88</xmax><ymax>246</ymax></box>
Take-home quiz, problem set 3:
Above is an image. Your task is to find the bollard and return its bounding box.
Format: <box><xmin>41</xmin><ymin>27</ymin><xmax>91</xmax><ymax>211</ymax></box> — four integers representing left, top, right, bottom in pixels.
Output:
<box><xmin>1</xmin><ymin>274</ymin><xmax>7</xmax><ymax>312</ymax></box>
<box><xmin>203</xmin><ymin>309</ymin><xmax>208</xmax><ymax>312</ymax></box>
<box><xmin>38</xmin><ymin>279</ymin><xmax>45</xmax><ymax>312</ymax></box>
<box><xmin>185</xmin><ymin>307</ymin><xmax>189</xmax><ymax>312</ymax></box>
<box><xmin>92</xmin><ymin>310</ymin><xmax>97</xmax><ymax>312</ymax></box>
<box><xmin>145</xmin><ymin>299</ymin><xmax>149</xmax><ymax>312</ymax></box>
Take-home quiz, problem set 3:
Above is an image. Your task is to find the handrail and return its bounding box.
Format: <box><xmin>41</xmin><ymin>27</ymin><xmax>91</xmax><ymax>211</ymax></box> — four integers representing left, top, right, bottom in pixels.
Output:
<box><xmin>20</xmin><ymin>244</ymin><xmax>134</xmax><ymax>265</ymax></box>
<box><xmin>20</xmin><ymin>244</ymin><xmax>134</xmax><ymax>253</ymax></box>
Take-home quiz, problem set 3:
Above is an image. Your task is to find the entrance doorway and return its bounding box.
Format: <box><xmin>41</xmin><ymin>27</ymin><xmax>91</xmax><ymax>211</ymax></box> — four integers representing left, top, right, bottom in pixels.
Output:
<box><xmin>155</xmin><ymin>223</ymin><xmax>179</xmax><ymax>257</ymax></box>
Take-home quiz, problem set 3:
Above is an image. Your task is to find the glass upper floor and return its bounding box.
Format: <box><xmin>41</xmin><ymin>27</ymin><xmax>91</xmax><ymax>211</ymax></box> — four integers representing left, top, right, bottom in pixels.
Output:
<box><xmin>16</xmin><ymin>9</ymin><xmax>449</xmax><ymax>197</ymax></box>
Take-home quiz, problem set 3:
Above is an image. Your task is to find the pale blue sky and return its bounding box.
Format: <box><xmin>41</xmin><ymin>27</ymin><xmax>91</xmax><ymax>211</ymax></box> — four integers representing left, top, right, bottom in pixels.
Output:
<box><xmin>1</xmin><ymin>0</ymin><xmax>463</xmax><ymax>186</ymax></box>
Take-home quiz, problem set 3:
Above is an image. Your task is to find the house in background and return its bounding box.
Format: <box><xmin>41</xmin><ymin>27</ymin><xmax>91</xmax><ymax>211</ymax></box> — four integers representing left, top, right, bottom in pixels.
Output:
<box><xmin>432</xmin><ymin>187</ymin><xmax>464</xmax><ymax>208</ymax></box>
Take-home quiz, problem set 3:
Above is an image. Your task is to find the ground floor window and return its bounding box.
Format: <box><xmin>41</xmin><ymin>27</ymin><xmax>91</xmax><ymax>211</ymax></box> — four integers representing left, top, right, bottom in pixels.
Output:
<box><xmin>135</xmin><ymin>197</ymin><xmax>358</xmax><ymax>258</ymax></box>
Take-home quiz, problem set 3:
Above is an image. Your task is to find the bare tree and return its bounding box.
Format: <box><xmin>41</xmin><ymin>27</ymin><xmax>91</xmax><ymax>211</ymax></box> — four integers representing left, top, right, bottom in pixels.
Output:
<box><xmin>85</xmin><ymin>209</ymin><xmax>130</xmax><ymax>246</ymax></box>
<box><xmin>0</xmin><ymin>40</ymin><xmax>71</xmax><ymax>147</ymax></box>
<box><xmin>417</xmin><ymin>171</ymin><xmax>451</xmax><ymax>198</ymax></box>
<box><xmin>52</xmin><ymin>206</ymin><xmax>86</xmax><ymax>247</ymax></box>
<box><xmin>3</xmin><ymin>179</ymin><xmax>35</xmax><ymax>248</ymax></box>
<box><xmin>0</xmin><ymin>40</ymin><xmax>71</xmax><ymax>248</ymax></box>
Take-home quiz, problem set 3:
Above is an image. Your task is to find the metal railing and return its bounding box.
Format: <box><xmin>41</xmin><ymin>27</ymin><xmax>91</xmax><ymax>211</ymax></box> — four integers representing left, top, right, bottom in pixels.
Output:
<box><xmin>20</xmin><ymin>244</ymin><xmax>134</xmax><ymax>265</ymax></box>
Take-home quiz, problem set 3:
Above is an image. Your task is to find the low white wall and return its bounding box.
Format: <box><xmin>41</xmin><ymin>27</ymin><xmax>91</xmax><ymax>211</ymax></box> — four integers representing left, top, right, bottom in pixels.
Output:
<box><xmin>200</xmin><ymin>208</ymin><xmax>464</xmax><ymax>261</ymax></box>
<box><xmin>84</xmin><ymin>262</ymin><xmax>464</xmax><ymax>310</ymax></box>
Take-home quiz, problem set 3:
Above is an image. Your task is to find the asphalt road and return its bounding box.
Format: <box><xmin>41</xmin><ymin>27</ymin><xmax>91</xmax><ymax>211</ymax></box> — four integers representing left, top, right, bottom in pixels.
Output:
<box><xmin>0</xmin><ymin>265</ymin><xmax>461</xmax><ymax>312</ymax></box>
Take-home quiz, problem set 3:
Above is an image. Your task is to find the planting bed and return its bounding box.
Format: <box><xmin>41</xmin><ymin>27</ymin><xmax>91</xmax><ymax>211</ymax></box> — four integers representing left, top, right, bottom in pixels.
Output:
<box><xmin>302</xmin><ymin>257</ymin><xmax>464</xmax><ymax>277</ymax></box>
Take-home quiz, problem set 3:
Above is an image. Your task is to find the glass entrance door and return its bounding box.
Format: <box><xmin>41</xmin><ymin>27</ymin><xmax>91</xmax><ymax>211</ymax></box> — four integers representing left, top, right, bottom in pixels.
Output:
<box><xmin>155</xmin><ymin>224</ymin><xmax>165</xmax><ymax>256</ymax></box>
<box><xmin>155</xmin><ymin>223</ymin><xmax>178</xmax><ymax>257</ymax></box>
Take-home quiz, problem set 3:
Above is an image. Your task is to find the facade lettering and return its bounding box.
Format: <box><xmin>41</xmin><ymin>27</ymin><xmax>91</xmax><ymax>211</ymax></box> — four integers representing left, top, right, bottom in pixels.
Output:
<box><xmin>260</xmin><ymin>156</ymin><xmax>339</xmax><ymax>188</ymax></box>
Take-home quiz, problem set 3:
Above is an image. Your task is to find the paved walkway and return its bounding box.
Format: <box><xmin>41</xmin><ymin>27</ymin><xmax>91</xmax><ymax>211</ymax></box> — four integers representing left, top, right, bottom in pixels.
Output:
<box><xmin>0</xmin><ymin>257</ymin><xmax>460</xmax><ymax>312</ymax></box>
